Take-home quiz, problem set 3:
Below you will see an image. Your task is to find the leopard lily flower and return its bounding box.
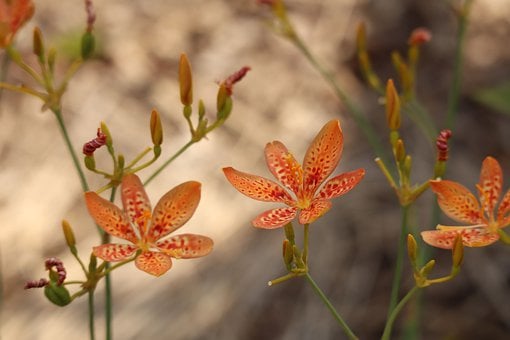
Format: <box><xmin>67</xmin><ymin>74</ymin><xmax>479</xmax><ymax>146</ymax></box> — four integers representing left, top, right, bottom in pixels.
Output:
<box><xmin>223</xmin><ymin>119</ymin><xmax>365</xmax><ymax>228</ymax></box>
<box><xmin>422</xmin><ymin>156</ymin><xmax>510</xmax><ymax>249</ymax></box>
<box><xmin>85</xmin><ymin>174</ymin><xmax>213</xmax><ymax>276</ymax></box>
<box><xmin>0</xmin><ymin>0</ymin><xmax>34</xmax><ymax>48</ymax></box>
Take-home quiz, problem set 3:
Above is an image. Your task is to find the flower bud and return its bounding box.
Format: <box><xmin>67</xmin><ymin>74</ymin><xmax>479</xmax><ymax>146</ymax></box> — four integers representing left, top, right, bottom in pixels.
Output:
<box><xmin>44</xmin><ymin>281</ymin><xmax>71</xmax><ymax>307</ymax></box>
<box><xmin>100</xmin><ymin>122</ymin><xmax>113</xmax><ymax>147</ymax></box>
<box><xmin>179</xmin><ymin>53</ymin><xmax>193</xmax><ymax>106</ymax></box>
<box><xmin>61</xmin><ymin>219</ymin><xmax>76</xmax><ymax>249</ymax></box>
<box><xmin>150</xmin><ymin>109</ymin><xmax>163</xmax><ymax>146</ymax></box>
<box><xmin>394</xmin><ymin>139</ymin><xmax>406</xmax><ymax>163</ymax></box>
<box><xmin>282</xmin><ymin>239</ymin><xmax>294</xmax><ymax>271</ymax></box>
<box><xmin>33</xmin><ymin>27</ymin><xmax>44</xmax><ymax>59</ymax></box>
<box><xmin>198</xmin><ymin>100</ymin><xmax>206</xmax><ymax>120</ymax></box>
<box><xmin>48</xmin><ymin>47</ymin><xmax>56</xmax><ymax>74</ymax></box>
<box><xmin>385</xmin><ymin>79</ymin><xmax>401</xmax><ymax>131</ymax></box>
<box><xmin>81</xmin><ymin>31</ymin><xmax>95</xmax><ymax>60</ymax></box>
<box><xmin>407</xmin><ymin>234</ymin><xmax>418</xmax><ymax>265</ymax></box>
<box><xmin>283</xmin><ymin>222</ymin><xmax>295</xmax><ymax>243</ymax></box>
<box><xmin>452</xmin><ymin>234</ymin><xmax>464</xmax><ymax>268</ymax></box>
<box><xmin>420</xmin><ymin>259</ymin><xmax>436</xmax><ymax>278</ymax></box>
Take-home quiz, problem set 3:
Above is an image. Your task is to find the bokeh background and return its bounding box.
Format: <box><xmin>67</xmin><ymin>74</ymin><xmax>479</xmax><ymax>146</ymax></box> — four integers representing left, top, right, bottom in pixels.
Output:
<box><xmin>1</xmin><ymin>0</ymin><xmax>510</xmax><ymax>339</ymax></box>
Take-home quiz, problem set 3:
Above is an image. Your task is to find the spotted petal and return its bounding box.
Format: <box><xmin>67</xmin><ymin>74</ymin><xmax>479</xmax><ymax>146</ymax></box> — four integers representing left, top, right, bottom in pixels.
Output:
<box><xmin>299</xmin><ymin>199</ymin><xmax>332</xmax><ymax>224</ymax></box>
<box><xmin>317</xmin><ymin>168</ymin><xmax>365</xmax><ymax>200</ymax></box>
<box><xmin>84</xmin><ymin>192</ymin><xmax>138</xmax><ymax>243</ymax></box>
<box><xmin>92</xmin><ymin>243</ymin><xmax>138</xmax><ymax>262</ymax></box>
<box><xmin>497</xmin><ymin>189</ymin><xmax>510</xmax><ymax>227</ymax></box>
<box><xmin>430</xmin><ymin>180</ymin><xmax>483</xmax><ymax>225</ymax></box>
<box><xmin>265</xmin><ymin>141</ymin><xmax>302</xmax><ymax>194</ymax></box>
<box><xmin>121</xmin><ymin>174</ymin><xmax>152</xmax><ymax>237</ymax></box>
<box><xmin>302</xmin><ymin>120</ymin><xmax>343</xmax><ymax>196</ymax></box>
<box><xmin>135</xmin><ymin>251</ymin><xmax>173</xmax><ymax>277</ymax></box>
<box><xmin>252</xmin><ymin>206</ymin><xmax>298</xmax><ymax>229</ymax></box>
<box><xmin>478</xmin><ymin>157</ymin><xmax>502</xmax><ymax>217</ymax></box>
<box><xmin>421</xmin><ymin>226</ymin><xmax>499</xmax><ymax>249</ymax></box>
<box><xmin>157</xmin><ymin>234</ymin><xmax>213</xmax><ymax>258</ymax></box>
<box><xmin>223</xmin><ymin>167</ymin><xmax>293</xmax><ymax>204</ymax></box>
<box><xmin>148</xmin><ymin>181</ymin><xmax>201</xmax><ymax>242</ymax></box>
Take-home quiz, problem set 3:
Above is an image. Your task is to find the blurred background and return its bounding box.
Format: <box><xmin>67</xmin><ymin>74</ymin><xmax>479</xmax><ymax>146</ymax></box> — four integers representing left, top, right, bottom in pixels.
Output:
<box><xmin>1</xmin><ymin>0</ymin><xmax>510</xmax><ymax>339</ymax></box>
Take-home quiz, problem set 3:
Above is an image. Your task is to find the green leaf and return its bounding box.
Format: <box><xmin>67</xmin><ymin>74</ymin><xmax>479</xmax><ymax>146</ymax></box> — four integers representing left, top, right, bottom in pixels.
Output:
<box><xmin>473</xmin><ymin>82</ymin><xmax>510</xmax><ymax>115</ymax></box>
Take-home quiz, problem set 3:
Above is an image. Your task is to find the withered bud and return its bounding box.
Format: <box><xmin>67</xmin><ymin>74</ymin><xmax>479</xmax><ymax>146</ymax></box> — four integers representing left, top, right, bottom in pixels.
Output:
<box><xmin>45</xmin><ymin>257</ymin><xmax>66</xmax><ymax>286</ymax></box>
<box><xmin>408</xmin><ymin>27</ymin><xmax>432</xmax><ymax>46</ymax></box>
<box><xmin>221</xmin><ymin>66</ymin><xmax>251</xmax><ymax>96</ymax></box>
<box><xmin>83</xmin><ymin>128</ymin><xmax>107</xmax><ymax>156</ymax></box>
<box><xmin>150</xmin><ymin>109</ymin><xmax>163</xmax><ymax>146</ymax></box>
<box><xmin>385</xmin><ymin>79</ymin><xmax>401</xmax><ymax>130</ymax></box>
<box><xmin>436</xmin><ymin>129</ymin><xmax>452</xmax><ymax>162</ymax></box>
<box><xmin>179</xmin><ymin>53</ymin><xmax>193</xmax><ymax>106</ymax></box>
<box><xmin>24</xmin><ymin>278</ymin><xmax>49</xmax><ymax>290</ymax></box>
<box><xmin>84</xmin><ymin>0</ymin><xmax>96</xmax><ymax>33</ymax></box>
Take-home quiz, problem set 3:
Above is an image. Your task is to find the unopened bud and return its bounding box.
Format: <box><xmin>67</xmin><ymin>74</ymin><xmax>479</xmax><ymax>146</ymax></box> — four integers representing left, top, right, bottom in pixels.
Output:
<box><xmin>81</xmin><ymin>31</ymin><xmax>95</xmax><ymax>60</ymax></box>
<box><xmin>33</xmin><ymin>27</ymin><xmax>44</xmax><ymax>59</ymax></box>
<box><xmin>100</xmin><ymin>122</ymin><xmax>113</xmax><ymax>147</ymax></box>
<box><xmin>198</xmin><ymin>100</ymin><xmax>206</xmax><ymax>120</ymax></box>
<box><xmin>179</xmin><ymin>53</ymin><xmax>193</xmax><ymax>106</ymax></box>
<box><xmin>150</xmin><ymin>109</ymin><xmax>163</xmax><ymax>146</ymax></box>
<box><xmin>394</xmin><ymin>139</ymin><xmax>406</xmax><ymax>163</ymax></box>
<box><xmin>283</xmin><ymin>222</ymin><xmax>295</xmax><ymax>243</ymax></box>
<box><xmin>407</xmin><ymin>234</ymin><xmax>418</xmax><ymax>265</ymax></box>
<box><xmin>385</xmin><ymin>79</ymin><xmax>401</xmax><ymax>130</ymax></box>
<box><xmin>420</xmin><ymin>259</ymin><xmax>436</xmax><ymax>277</ymax></box>
<box><xmin>44</xmin><ymin>281</ymin><xmax>71</xmax><ymax>307</ymax></box>
<box><xmin>282</xmin><ymin>239</ymin><xmax>294</xmax><ymax>271</ymax></box>
<box><xmin>61</xmin><ymin>220</ymin><xmax>76</xmax><ymax>249</ymax></box>
<box><xmin>48</xmin><ymin>48</ymin><xmax>56</xmax><ymax>74</ymax></box>
<box><xmin>452</xmin><ymin>234</ymin><xmax>464</xmax><ymax>268</ymax></box>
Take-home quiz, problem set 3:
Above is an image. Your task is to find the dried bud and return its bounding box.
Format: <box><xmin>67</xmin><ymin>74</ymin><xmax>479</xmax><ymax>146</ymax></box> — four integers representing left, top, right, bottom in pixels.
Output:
<box><xmin>44</xmin><ymin>281</ymin><xmax>71</xmax><ymax>306</ymax></box>
<box><xmin>436</xmin><ymin>129</ymin><xmax>452</xmax><ymax>162</ymax></box>
<box><xmin>45</xmin><ymin>257</ymin><xmax>66</xmax><ymax>286</ymax></box>
<box><xmin>32</xmin><ymin>27</ymin><xmax>44</xmax><ymax>58</ymax></box>
<box><xmin>221</xmin><ymin>66</ymin><xmax>251</xmax><ymax>96</ymax></box>
<box><xmin>408</xmin><ymin>28</ymin><xmax>432</xmax><ymax>46</ymax></box>
<box><xmin>83</xmin><ymin>128</ymin><xmax>107</xmax><ymax>156</ymax></box>
<box><xmin>385</xmin><ymin>79</ymin><xmax>401</xmax><ymax>131</ymax></box>
<box><xmin>179</xmin><ymin>53</ymin><xmax>193</xmax><ymax>106</ymax></box>
<box><xmin>150</xmin><ymin>109</ymin><xmax>163</xmax><ymax>146</ymax></box>
<box><xmin>24</xmin><ymin>278</ymin><xmax>49</xmax><ymax>290</ymax></box>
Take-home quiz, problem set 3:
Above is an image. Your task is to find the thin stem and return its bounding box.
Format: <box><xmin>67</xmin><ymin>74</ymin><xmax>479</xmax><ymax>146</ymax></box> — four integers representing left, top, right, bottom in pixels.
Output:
<box><xmin>387</xmin><ymin>205</ymin><xmax>410</xmax><ymax>316</ymax></box>
<box><xmin>381</xmin><ymin>286</ymin><xmax>420</xmax><ymax>340</ymax></box>
<box><xmin>52</xmin><ymin>108</ymin><xmax>89</xmax><ymax>191</ymax></box>
<box><xmin>104</xmin><ymin>187</ymin><xmax>117</xmax><ymax>340</ymax></box>
<box><xmin>305</xmin><ymin>272</ymin><xmax>358</xmax><ymax>340</ymax></box>
<box><xmin>302</xmin><ymin>223</ymin><xmax>310</xmax><ymax>265</ymax></box>
<box><xmin>0</xmin><ymin>82</ymin><xmax>47</xmax><ymax>100</ymax></box>
<box><xmin>144</xmin><ymin>140</ymin><xmax>195</xmax><ymax>185</ymax></box>
<box><xmin>445</xmin><ymin>0</ymin><xmax>473</xmax><ymax>129</ymax></box>
<box><xmin>88</xmin><ymin>291</ymin><xmax>96</xmax><ymax>340</ymax></box>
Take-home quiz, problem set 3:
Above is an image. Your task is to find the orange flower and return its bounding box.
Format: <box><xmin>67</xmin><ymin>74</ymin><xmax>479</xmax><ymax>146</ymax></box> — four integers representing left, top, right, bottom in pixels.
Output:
<box><xmin>0</xmin><ymin>0</ymin><xmax>34</xmax><ymax>48</ymax></box>
<box><xmin>422</xmin><ymin>157</ymin><xmax>510</xmax><ymax>249</ymax></box>
<box><xmin>85</xmin><ymin>174</ymin><xmax>213</xmax><ymax>276</ymax></box>
<box><xmin>223</xmin><ymin>120</ymin><xmax>365</xmax><ymax>229</ymax></box>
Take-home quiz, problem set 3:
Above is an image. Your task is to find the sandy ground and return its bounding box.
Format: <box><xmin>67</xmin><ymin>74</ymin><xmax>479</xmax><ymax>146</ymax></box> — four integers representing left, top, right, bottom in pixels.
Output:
<box><xmin>1</xmin><ymin>0</ymin><xmax>510</xmax><ymax>339</ymax></box>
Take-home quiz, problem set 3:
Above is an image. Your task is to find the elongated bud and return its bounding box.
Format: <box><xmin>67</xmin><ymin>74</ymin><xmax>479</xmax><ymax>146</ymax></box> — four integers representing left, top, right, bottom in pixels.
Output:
<box><xmin>100</xmin><ymin>122</ymin><xmax>113</xmax><ymax>147</ymax></box>
<box><xmin>48</xmin><ymin>48</ymin><xmax>57</xmax><ymax>74</ymax></box>
<box><xmin>81</xmin><ymin>31</ymin><xmax>95</xmax><ymax>59</ymax></box>
<box><xmin>356</xmin><ymin>22</ymin><xmax>367</xmax><ymax>52</ymax></box>
<box><xmin>179</xmin><ymin>53</ymin><xmax>193</xmax><ymax>106</ymax></box>
<box><xmin>385</xmin><ymin>79</ymin><xmax>401</xmax><ymax>131</ymax></box>
<box><xmin>436</xmin><ymin>129</ymin><xmax>452</xmax><ymax>162</ymax></box>
<box><xmin>282</xmin><ymin>239</ymin><xmax>294</xmax><ymax>271</ymax></box>
<box><xmin>44</xmin><ymin>281</ymin><xmax>71</xmax><ymax>306</ymax></box>
<box><xmin>452</xmin><ymin>234</ymin><xmax>464</xmax><ymax>268</ymax></box>
<box><xmin>89</xmin><ymin>253</ymin><xmax>97</xmax><ymax>274</ymax></box>
<box><xmin>356</xmin><ymin>23</ymin><xmax>381</xmax><ymax>91</ymax></box>
<box><xmin>420</xmin><ymin>259</ymin><xmax>436</xmax><ymax>278</ymax></box>
<box><xmin>283</xmin><ymin>223</ymin><xmax>295</xmax><ymax>243</ymax></box>
<box><xmin>198</xmin><ymin>100</ymin><xmax>206</xmax><ymax>120</ymax></box>
<box><xmin>33</xmin><ymin>27</ymin><xmax>44</xmax><ymax>59</ymax></box>
<box><xmin>394</xmin><ymin>139</ymin><xmax>406</xmax><ymax>163</ymax></box>
<box><xmin>216</xmin><ymin>84</ymin><xmax>228</xmax><ymax>113</ymax></box>
<box><xmin>407</xmin><ymin>234</ymin><xmax>418</xmax><ymax>265</ymax></box>
<box><xmin>61</xmin><ymin>220</ymin><xmax>76</xmax><ymax>249</ymax></box>
<box><xmin>150</xmin><ymin>109</ymin><xmax>163</xmax><ymax>146</ymax></box>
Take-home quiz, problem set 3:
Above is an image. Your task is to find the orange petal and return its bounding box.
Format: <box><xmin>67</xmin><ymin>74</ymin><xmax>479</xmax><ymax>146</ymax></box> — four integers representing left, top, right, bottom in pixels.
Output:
<box><xmin>299</xmin><ymin>199</ymin><xmax>332</xmax><ymax>224</ymax></box>
<box><xmin>135</xmin><ymin>251</ymin><xmax>173</xmax><ymax>276</ymax></box>
<box><xmin>497</xmin><ymin>188</ymin><xmax>510</xmax><ymax>227</ymax></box>
<box><xmin>252</xmin><ymin>207</ymin><xmax>298</xmax><ymax>229</ymax></box>
<box><xmin>84</xmin><ymin>192</ymin><xmax>138</xmax><ymax>243</ymax></box>
<box><xmin>478</xmin><ymin>156</ymin><xmax>502</xmax><ymax>217</ymax></box>
<box><xmin>265</xmin><ymin>141</ymin><xmax>302</xmax><ymax>194</ymax></box>
<box><xmin>430</xmin><ymin>180</ymin><xmax>483</xmax><ymax>224</ymax></box>
<box><xmin>92</xmin><ymin>243</ymin><xmax>138</xmax><ymax>262</ymax></box>
<box><xmin>223</xmin><ymin>167</ymin><xmax>293</xmax><ymax>204</ymax></box>
<box><xmin>421</xmin><ymin>227</ymin><xmax>499</xmax><ymax>249</ymax></box>
<box><xmin>148</xmin><ymin>181</ymin><xmax>201</xmax><ymax>242</ymax></box>
<box><xmin>157</xmin><ymin>233</ymin><xmax>213</xmax><ymax>258</ymax></box>
<box><xmin>121</xmin><ymin>174</ymin><xmax>152</xmax><ymax>237</ymax></box>
<box><xmin>302</xmin><ymin>120</ymin><xmax>343</xmax><ymax>196</ymax></box>
<box><xmin>317</xmin><ymin>168</ymin><xmax>365</xmax><ymax>199</ymax></box>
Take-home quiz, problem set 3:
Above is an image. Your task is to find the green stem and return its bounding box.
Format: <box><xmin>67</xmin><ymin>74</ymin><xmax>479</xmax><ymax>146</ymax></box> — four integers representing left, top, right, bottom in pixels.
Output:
<box><xmin>104</xmin><ymin>187</ymin><xmax>117</xmax><ymax>340</ymax></box>
<box><xmin>387</xmin><ymin>205</ymin><xmax>410</xmax><ymax>316</ymax></box>
<box><xmin>144</xmin><ymin>140</ymin><xmax>195</xmax><ymax>185</ymax></box>
<box><xmin>52</xmin><ymin>108</ymin><xmax>89</xmax><ymax>191</ymax></box>
<box><xmin>305</xmin><ymin>272</ymin><xmax>358</xmax><ymax>340</ymax></box>
<box><xmin>445</xmin><ymin>0</ymin><xmax>473</xmax><ymax>129</ymax></box>
<box><xmin>381</xmin><ymin>286</ymin><xmax>420</xmax><ymax>340</ymax></box>
<box><xmin>88</xmin><ymin>291</ymin><xmax>96</xmax><ymax>340</ymax></box>
<box><xmin>302</xmin><ymin>223</ymin><xmax>310</xmax><ymax>265</ymax></box>
<box><xmin>290</xmin><ymin>35</ymin><xmax>391</xmax><ymax>168</ymax></box>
